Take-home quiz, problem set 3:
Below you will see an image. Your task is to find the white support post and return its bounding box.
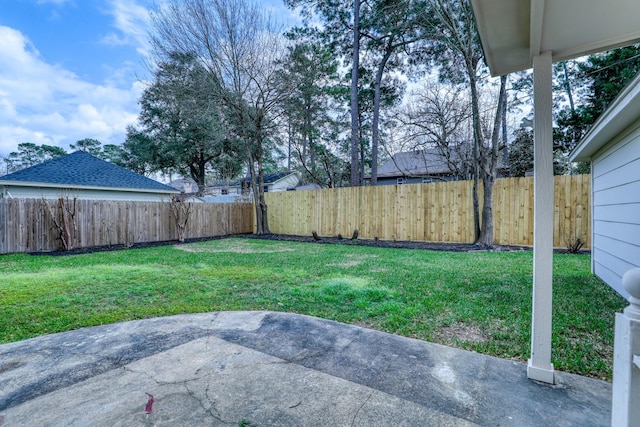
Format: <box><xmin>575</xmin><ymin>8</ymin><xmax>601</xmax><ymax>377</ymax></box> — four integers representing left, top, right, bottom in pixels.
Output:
<box><xmin>612</xmin><ymin>268</ymin><xmax>640</xmax><ymax>426</ymax></box>
<box><xmin>528</xmin><ymin>51</ymin><xmax>555</xmax><ymax>384</ymax></box>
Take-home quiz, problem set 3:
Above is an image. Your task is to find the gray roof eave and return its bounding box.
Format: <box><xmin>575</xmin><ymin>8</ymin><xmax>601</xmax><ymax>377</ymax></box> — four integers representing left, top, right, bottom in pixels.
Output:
<box><xmin>571</xmin><ymin>71</ymin><xmax>640</xmax><ymax>162</ymax></box>
<box><xmin>0</xmin><ymin>180</ymin><xmax>180</xmax><ymax>194</ymax></box>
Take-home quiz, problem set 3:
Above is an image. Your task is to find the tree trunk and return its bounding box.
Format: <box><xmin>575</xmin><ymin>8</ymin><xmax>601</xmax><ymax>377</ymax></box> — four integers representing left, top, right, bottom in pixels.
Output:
<box><xmin>247</xmin><ymin>151</ymin><xmax>261</xmax><ymax>234</ymax></box>
<box><xmin>359</xmin><ymin>137</ymin><xmax>366</xmax><ymax>186</ymax></box>
<box><xmin>197</xmin><ymin>158</ymin><xmax>206</xmax><ymax>196</ymax></box>
<box><xmin>476</xmin><ymin>75</ymin><xmax>507</xmax><ymax>246</ymax></box>
<box><xmin>251</xmin><ymin>139</ymin><xmax>269</xmax><ymax>235</ymax></box>
<box><xmin>188</xmin><ymin>161</ymin><xmax>206</xmax><ymax>196</ymax></box>
<box><xmin>307</xmin><ymin>106</ymin><xmax>315</xmax><ymax>170</ymax></box>
<box><xmin>502</xmin><ymin>83</ymin><xmax>508</xmax><ymax>171</ymax></box>
<box><xmin>562</xmin><ymin>61</ymin><xmax>575</xmax><ymax>114</ymax></box>
<box><xmin>287</xmin><ymin>121</ymin><xmax>292</xmax><ymax>171</ymax></box>
<box><xmin>478</xmin><ymin>175</ymin><xmax>494</xmax><ymax>246</ymax></box>
<box><xmin>350</xmin><ymin>0</ymin><xmax>360</xmax><ymax>186</ymax></box>
<box><xmin>251</xmin><ymin>124</ymin><xmax>270</xmax><ymax>235</ymax></box>
<box><xmin>256</xmin><ymin>158</ymin><xmax>270</xmax><ymax>234</ymax></box>
<box><xmin>467</xmin><ymin>62</ymin><xmax>482</xmax><ymax>241</ymax></box>
<box><xmin>370</xmin><ymin>45</ymin><xmax>393</xmax><ymax>186</ymax></box>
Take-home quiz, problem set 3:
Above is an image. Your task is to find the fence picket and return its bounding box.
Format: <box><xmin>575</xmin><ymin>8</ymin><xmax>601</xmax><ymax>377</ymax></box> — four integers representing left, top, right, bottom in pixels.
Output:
<box><xmin>265</xmin><ymin>175</ymin><xmax>591</xmax><ymax>248</ymax></box>
<box><xmin>0</xmin><ymin>199</ymin><xmax>254</xmax><ymax>254</ymax></box>
<box><xmin>0</xmin><ymin>175</ymin><xmax>591</xmax><ymax>254</ymax></box>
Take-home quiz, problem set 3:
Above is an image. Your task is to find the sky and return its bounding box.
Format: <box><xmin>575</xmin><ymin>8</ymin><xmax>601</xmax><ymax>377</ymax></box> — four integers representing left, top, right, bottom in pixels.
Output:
<box><xmin>0</xmin><ymin>0</ymin><xmax>298</xmax><ymax>158</ymax></box>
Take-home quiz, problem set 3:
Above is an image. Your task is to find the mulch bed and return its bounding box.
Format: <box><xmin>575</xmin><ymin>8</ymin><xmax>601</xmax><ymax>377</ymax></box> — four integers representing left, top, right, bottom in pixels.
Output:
<box><xmin>31</xmin><ymin>232</ymin><xmax>589</xmax><ymax>256</ymax></box>
<box><xmin>241</xmin><ymin>233</ymin><xmax>530</xmax><ymax>252</ymax></box>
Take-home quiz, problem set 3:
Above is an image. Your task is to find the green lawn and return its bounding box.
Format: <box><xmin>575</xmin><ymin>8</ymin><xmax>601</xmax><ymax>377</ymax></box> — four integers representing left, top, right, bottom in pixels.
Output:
<box><xmin>0</xmin><ymin>238</ymin><xmax>626</xmax><ymax>380</ymax></box>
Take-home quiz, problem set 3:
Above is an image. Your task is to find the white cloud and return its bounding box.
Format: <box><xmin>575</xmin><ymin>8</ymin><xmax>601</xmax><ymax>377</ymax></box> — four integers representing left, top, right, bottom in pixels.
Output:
<box><xmin>263</xmin><ymin>0</ymin><xmax>303</xmax><ymax>29</ymax></box>
<box><xmin>102</xmin><ymin>0</ymin><xmax>151</xmax><ymax>56</ymax></box>
<box><xmin>0</xmin><ymin>26</ymin><xmax>142</xmax><ymax>157</ymax></box>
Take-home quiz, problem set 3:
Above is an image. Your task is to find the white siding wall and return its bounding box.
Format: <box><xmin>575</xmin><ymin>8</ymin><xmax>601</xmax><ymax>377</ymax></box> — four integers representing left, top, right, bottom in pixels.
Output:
<box><xmin>0</xmin><ymin>185</ymin><xmax>174</xmax><ymax>202</ymax></box>
<box><xmin>592</xmin><ymin>122</ymin><xmax>640</xmax><ymax>297</ymax></box>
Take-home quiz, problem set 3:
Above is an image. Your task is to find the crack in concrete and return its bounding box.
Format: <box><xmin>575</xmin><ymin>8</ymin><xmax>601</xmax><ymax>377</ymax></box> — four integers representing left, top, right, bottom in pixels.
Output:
<box><xmin>123</xmin><ymin>363</ymin><xmax>236</xmax><ymax>424</ymax></box>
<box><xmin>349</xmin><ymin>354</ymin><xmax>399</xmax><ymax>427</ymax></box>
<box><xmin>0</xmin><ymin>329</ymin><xmax>217</xmax><ymax>412</ymax></box>
<box><xmin>122</xmin><ymin>364</ymin><xmax>215</xmax><ymax>389</ymax></box>
<box><xmin>184</xmin><ymin>382</ymin><xmax>234</xmax><ymax>425</ymax></box>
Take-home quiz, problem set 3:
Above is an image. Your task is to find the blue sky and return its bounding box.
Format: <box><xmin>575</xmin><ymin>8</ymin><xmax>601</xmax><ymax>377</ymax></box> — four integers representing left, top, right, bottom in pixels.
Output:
<box><xmin>0</xmin><ymin>0</ymin><xmax>298</xmax><ymax>158</ymax></box>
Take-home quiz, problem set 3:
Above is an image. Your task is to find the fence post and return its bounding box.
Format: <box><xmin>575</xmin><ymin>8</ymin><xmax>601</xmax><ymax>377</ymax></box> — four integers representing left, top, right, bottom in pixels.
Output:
<box><xmin>0</xmin><ymin>199</ymin><xmax>6</xmax><ymax>254</ymax></box>
<box><xmin>612</xmin><ymin>268</ymin><xmax>640</xmax><ymax>426</ymax></box>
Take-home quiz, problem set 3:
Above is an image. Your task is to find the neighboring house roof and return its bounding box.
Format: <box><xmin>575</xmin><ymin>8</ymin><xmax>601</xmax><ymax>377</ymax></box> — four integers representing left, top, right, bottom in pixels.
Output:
<box><xmin>376</xmin><ymin>149</ymin><xmax>465</xmax><ymax>178</ymax></box>
<box><xmin>263</xmin><ymin>171</ymin><xmax>299</xmax><ymax>185</ymax></box>
<box><xmin>211</xmin><ymin>171</ymin><xmax>299</xmax><ymax>188</ymax></box>
<box><xmin>168</xmin><ymin>178</ymin><xmax>198</xmax><ymax>193</ymax></box>
<box><xmin>571</xmin><ymin>70</ymin><xmax>640</xmax><ymax>162</ymax></box>
<box><xmin>471</xmin><ymin>0</ymin><xmax>640</xmax><ymax>76</ymax></box>
<box><xmin>0</xmin><ymin>150</ymin><xmax>178</xmax><ymax>194</ymax></box>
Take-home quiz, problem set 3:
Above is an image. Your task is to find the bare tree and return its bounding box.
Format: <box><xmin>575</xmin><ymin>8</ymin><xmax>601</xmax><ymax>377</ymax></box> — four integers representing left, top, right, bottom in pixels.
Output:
<box><xmin>43</xmin><ymin>196</ymin><xmax>78</xmax><ymax>251</ymax></box>
<box><xmin>476</xmin><ymin>75</ymin><xmax>507</xmax><ymax>245</ymax></box>
<box><xmin>427</xmin><ymin>0</ymin><xmax>508</xmax><ymax>245</ymax></box>
<box><xmin>169</xmin><ymin>197</ymin><xmax>192</xmax><ymax>242</ymax></box>
<box><xmin>397</xmin><ymin>83</ymin><xmax>473</xmax><ymax>179</ymax></box>
<box><xmin>149</xmin><ymin>0</ymin><xmax>290</xmax><ymax>234</ymax></box>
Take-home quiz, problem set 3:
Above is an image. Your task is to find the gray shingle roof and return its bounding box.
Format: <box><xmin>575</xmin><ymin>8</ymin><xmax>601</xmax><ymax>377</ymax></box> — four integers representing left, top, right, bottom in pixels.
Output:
<box><xmin>0</xmin><ymin>151</ymin><xmax>178</xmax><ymax>193</ymax></box>
<box><xmin>377</xmin><ymin>149</ymin><xmax>463</xmax><ymax>178</ymax></box>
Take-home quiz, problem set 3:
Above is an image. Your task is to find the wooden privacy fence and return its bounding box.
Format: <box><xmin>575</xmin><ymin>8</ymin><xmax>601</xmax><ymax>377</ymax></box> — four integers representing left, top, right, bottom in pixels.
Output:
<box><xmin>0</xmin><ymin>199</ymin><xmax>254</xmax><ymax>254</ymax></box>
<box><xmin>265</xmin><ymin>174</ymin><xmax>591</xmax><ymax>248</ymax></box>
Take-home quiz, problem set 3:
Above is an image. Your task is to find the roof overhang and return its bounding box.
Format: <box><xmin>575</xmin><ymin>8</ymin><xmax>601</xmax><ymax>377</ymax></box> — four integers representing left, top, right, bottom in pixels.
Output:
<box><xmin>0</xmin><ymin>180</ymin><xmax>180</xmax><ymax>195</ymax></box>
<box><xmin>271</xmin><ymin>171</ymin><xmax>300</xmax><ymax>185</ymax></box>
<box><xmin>571</xmin><ymin>71</ymin><xmax>640</xmax><ymax>162</ymax></box>
<box><xmin>470</xmin><ymin>0</ymin><xmax>640</xmax><ymax>76</ymax></box>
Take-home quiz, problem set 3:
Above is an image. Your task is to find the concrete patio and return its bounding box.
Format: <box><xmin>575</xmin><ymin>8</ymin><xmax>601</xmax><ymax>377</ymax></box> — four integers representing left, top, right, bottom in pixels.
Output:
<box><xmin>0</xmin><ymin>311</ymin><xmax>611</xmax><ymax>426</ymax></box>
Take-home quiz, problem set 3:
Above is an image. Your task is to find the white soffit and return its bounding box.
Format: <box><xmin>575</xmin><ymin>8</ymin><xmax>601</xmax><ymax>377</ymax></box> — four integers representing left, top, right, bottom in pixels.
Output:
<box><xmin>471</xmin><ymin>0</ymin><xmax>640</xmax><ymax>76</ymax></box>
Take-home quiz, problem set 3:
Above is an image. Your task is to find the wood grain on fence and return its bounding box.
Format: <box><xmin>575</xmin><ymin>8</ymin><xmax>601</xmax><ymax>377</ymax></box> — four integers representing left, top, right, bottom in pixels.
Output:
<box><xmin>1</xmin><ymin>175</ymin><xmax>590</xmax><ymax>254</ymax></box>
<box><xmin>0</xmin><ymin>199</ymin><xmax>253</xmax><ymax>254</ymax></box>
<box><xmin>265</xmin><ymin>174</ymin><xmax>591</xmax><ymax>248</ymax></box>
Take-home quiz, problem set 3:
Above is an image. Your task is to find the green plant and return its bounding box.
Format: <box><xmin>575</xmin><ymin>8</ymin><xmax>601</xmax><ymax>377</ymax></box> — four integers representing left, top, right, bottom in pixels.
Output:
<box><xmin>565</xmin><ymin>236</ymin><xmax>584</xmax><ymax>253</ymax></box>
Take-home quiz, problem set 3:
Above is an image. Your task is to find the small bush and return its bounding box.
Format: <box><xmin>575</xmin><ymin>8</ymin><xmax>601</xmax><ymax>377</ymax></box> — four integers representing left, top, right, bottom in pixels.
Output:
<box><xmin>565</xmin><ymin>237</ymin><xmax>584</xmax><ymax>254</ymax></box>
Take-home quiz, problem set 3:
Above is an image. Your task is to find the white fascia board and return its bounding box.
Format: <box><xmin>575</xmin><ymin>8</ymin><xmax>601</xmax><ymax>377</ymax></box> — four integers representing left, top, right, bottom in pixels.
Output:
<box><xmin>470</xmin><ymin>0</ymin><xmax>640</xmax><ymax>77</ymax></box>
<box><xmin>0</xmin><ymin>180</ymin><xmax>179</xmax><ymax>195</ymax></box>
<box><xmin>551</xmin><ymin>32</ymin><xmax>640</xmax><ymax>65</ymax></box>
<box><xmin>571</xmin><ymin>72</ymin><xmax>640</xmax><ymax>162</ymax></box>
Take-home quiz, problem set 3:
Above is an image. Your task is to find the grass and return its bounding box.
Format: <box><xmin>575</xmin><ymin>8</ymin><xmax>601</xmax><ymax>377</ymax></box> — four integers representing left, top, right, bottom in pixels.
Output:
<box><xmin>0</xmin><ymin>237</ymin><xmax>626</xmax><ymax>380</ymax></box>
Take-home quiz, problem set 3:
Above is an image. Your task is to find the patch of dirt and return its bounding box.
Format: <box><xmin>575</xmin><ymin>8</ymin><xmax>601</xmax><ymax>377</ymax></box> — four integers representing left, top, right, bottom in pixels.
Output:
<box><xmin>243</xmin><ymin>233</ymin><xmax>538</xmax><ymax>253</ymax></box>
<box><xmin>437</xmin><ymin>322</ymin><xmax>487</xmax><ymax>345</ymax></box>
<box><xmin>174</xmin><ymin>239</ymin><xmax>295</xmax><ymax>254</ymax></box>
<box><xmin>566</xmin><ymin>328</ymin><xmax>610</xmax><ymax>357</ymax></box>
<box><xmin>29</xmin><ymin>235</ymin><xmax>233</xmax><ymax>256</ymax></box>
<box><xmin>244</xmin><ymin>233</ymin><xmax>590</xmax><ymax>255</ymax></box>
<box><xmin>327</xmin><ymin>253</ymin><xmax>379</xmax><ymax>268</ymax></box>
